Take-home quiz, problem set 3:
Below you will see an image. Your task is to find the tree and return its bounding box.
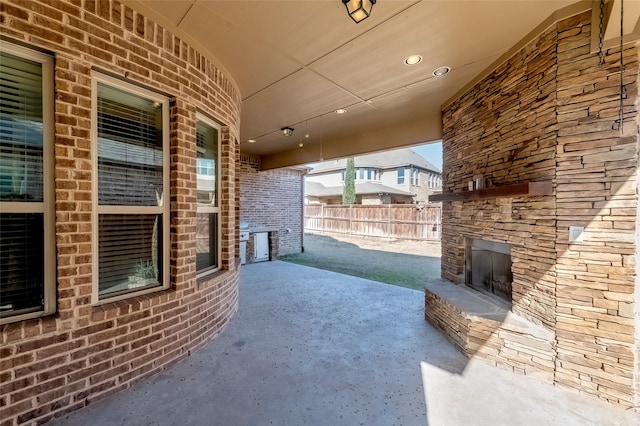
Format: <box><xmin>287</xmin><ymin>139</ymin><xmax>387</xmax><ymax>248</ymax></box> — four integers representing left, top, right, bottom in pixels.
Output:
<box><xmin>342</xmin><ymin>157</ymin><xmax>356</xmax><ymax>205</ymax></box>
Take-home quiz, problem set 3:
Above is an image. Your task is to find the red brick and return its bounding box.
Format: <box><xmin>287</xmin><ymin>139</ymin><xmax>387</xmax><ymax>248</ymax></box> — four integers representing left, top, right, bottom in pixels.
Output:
<box><xmin>0</xmin><ymin>376</ymin><xmax>34</xmax><ymax>396</ymax></box>
<box><xmin>0</xmin><ymin>1</ymin><xmax>242</xmax><ymax>424</ymax></box>
<box><xmin>10</xmin><ymin>377</ymin><xmax>65</xmax><ymax>404</ymax></box>
<box><xmin>14</xmin><ymin>354</ymin><xmax>67</xmax><ymax>379</ymax></box>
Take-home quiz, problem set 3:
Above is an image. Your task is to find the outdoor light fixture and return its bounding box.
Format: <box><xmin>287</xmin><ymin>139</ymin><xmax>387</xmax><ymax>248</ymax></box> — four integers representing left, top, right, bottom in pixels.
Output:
<box><xmin>247</xmin><ymin>139</ymin><xmax>256</xmax><ymax>143</ymax></box>
<box><xmin>342</xmin><ymin>0</ymin><xmax>376</xmax><ymax>24</ymax></box>
<box><xmin>281</xmin><ymin>127</ymin><xmax>294</xmax><ymax>137</ymax></box>
<box><xmin>404</xmin><ymin>55</ymin><xmax>423</xmax><ymax>66</ymax></box>
<box><xmin>335</xmin><ymin>109</ymin><xmax>347</xmax><ymax>114</ymax></box>
<box><xmin>432</xmin><ymin>66</ymin><xmax>451</xmax><ymax>77</ymax></box>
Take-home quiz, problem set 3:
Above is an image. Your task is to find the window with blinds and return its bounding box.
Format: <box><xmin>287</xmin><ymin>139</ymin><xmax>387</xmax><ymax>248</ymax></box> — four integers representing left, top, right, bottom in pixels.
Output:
<box><xmin>196</xmin><ymin>114</ymin><xmax>220</xmax><ymax>275</ymax></box>
<box><xmin>0</xmin><ymin>44</ymin><xmax>54</xmax><ymax>323</ymax></box>
<box><xmin>94</xmin><ymin>76</ymin><xmax>169</xmax><ymax>300</ymax></box>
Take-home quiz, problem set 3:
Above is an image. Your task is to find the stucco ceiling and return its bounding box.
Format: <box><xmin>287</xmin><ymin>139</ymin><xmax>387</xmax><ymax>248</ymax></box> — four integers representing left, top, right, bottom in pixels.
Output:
<box><xmin>123</xmin><ymin>1</ymin><xmax>638</xmax><ymax>169</ymax></box>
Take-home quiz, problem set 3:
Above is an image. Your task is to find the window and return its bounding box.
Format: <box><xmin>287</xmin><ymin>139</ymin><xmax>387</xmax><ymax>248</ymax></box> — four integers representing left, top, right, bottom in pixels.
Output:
<box><xmin>92</xmin><ymin>74</ymin><xmax>170</xmax><ymax>302</ymax></box>
<box><xmin>366</xmin><ymin>168</ymin><xmax>379</xmax><ymax>181</ymax></box>
<box><xmin>196</xmin><ymin>113</ymin><xmax>221</xmax><ymax>275</ymax></box>
<box><xmin>0</xmin><ymin>43</ymin><xmax>55</xmax><ymax>323</ymax></box>
<box><xmin>355</xmin><ymin>167</ymin><xmax>379</xmax><ymax>182</ymax></box>
<box><xmin>411</xmin><ymin>168</ymin><xmax>419</xmax><ymax>185</ymax></box>
<box><xmin>397</xmin><ymin>167</ymin><xmax>405</xmax><ymax>184</ymax></box>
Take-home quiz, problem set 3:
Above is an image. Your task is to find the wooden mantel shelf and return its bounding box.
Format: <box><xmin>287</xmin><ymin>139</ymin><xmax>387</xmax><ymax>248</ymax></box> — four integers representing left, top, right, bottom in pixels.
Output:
<box><xmin>429</xmin><ymin>180</ymin><xmax>553</xmax><ymax>202</ymax></box>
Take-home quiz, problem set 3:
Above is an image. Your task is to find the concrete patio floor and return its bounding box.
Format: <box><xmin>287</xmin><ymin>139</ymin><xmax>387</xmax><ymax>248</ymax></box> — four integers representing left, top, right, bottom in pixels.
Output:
<box><xmin>52</xmin><ymin>261</ymin><xmax>640</xmax><ymax>426</ymax></box>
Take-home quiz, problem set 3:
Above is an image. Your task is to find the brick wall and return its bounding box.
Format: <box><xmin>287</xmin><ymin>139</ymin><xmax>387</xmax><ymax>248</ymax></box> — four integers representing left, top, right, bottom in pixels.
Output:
<box><xmin>239</xmin><ymin>154</ymin><xmax>304</xmax><ymax>258</ymax></box>
<box><xmin>0</xmin><ymin>1</ymin><xmax>242</xmax><ymax>424</ymax></box>
<box><xmin>438</xmin><ymin>9</ymin><xmax>639</xmax><ymax>406</ymax></box>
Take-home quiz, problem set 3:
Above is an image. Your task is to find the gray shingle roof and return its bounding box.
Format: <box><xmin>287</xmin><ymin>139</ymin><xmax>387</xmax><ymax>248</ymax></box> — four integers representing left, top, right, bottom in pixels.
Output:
<box><xmin>305</xmin><ymin>181</ymin><xmax>413</xmax><ymax>198</ymax></box>
<box><xmin>308</xmin><ymin>147</ymin><xmax>441</xmax><ymax>175</ymax></box>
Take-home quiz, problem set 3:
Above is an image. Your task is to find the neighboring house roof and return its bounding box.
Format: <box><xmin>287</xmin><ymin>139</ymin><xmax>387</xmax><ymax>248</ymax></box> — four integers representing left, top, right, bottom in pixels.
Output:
<box><xmin>308</xmin><ymin>148</ymin><xmax>441</xmax><ymax>175</ymax></box>
<box><xmin>305</xmin><ymin>181</ymin><xmax>413</xmax><ymax>198</ymax></box>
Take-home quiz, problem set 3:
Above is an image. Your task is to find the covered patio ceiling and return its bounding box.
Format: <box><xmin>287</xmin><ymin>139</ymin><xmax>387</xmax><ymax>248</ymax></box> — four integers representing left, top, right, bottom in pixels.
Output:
<box><xmin>125</xmin><ymin>1</ymin><xmax>640</xmax><ymax>169</ymax></box>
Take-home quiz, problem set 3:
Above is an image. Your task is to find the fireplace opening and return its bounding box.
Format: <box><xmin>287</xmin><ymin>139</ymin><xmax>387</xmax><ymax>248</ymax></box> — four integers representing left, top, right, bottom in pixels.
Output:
<box><xmin>465</xmin><ymin>239</ymin><xmax>513</xmax><ymax>305</ymax></box>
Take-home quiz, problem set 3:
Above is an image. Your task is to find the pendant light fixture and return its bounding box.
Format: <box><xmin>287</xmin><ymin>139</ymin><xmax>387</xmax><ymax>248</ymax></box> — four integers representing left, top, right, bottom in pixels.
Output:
<box><xmin>342</xmin><ymin>0</ymin><xmax>376</xmax><ymax>24</ymax></box>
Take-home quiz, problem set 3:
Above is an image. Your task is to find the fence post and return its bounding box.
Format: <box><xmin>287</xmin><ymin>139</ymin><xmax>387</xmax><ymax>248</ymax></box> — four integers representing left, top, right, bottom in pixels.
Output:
<box><xmin>349</xmin><ymin>204</ymin><xmax>353</xmax><ymax>235</ymax></box>
<box><xmin>321</xmin><ymin>204</ymin><xmax>325</xmax><ymax>234</ymax></box>
<box><xmin>387</xmin><ymin>204</ymin><xmax>391</xmax><ymax>238</ymax></box>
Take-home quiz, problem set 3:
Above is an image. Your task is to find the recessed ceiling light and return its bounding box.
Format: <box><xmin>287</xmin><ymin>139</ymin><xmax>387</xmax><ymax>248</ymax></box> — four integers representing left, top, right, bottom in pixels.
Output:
<box><xmin>432</xmin><ymin>66</ymin><xmax>451</xmax><ymax>77</ymax></box>
<box><xmin>404</xmin><ymin>55</ymin><xmax>422</xmax><ymax>66</ymax></box>
<box><xmin>247</xmin><ymin>139</ymin><xmax>256</xmax><ymax>143</ymax></box>
<box><xmin>335</xmin><ymin>109</ymin><xmax>347</xmax><ymax>114</ymax></box>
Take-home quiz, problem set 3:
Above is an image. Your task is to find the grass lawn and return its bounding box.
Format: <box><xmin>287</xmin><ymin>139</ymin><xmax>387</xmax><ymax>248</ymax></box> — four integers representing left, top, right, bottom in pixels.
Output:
<box><xmin>279</xmin><ymin>233</ymin><xmax>441</xmax><ymax>291</ymax></box>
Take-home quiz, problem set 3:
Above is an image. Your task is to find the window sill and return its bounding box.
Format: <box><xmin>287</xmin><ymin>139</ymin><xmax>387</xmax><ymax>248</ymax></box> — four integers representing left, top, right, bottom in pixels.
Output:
<box><xmin>0</xmin><ymin>308</ymin><xmax>55</xmax><ymax>326</ymax></box>
<box><xmin>93</xmin><ymin>282</ymin><xmax>169</xmax><ymax>306</ymax></box>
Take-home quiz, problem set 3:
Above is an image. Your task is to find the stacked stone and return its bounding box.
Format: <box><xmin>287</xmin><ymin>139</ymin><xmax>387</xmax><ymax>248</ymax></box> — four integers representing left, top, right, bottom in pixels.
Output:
<box><xmin>441</xmin><ymin>23</ymin><xmax>558</xmax><ymax>329</ymax></box>
<box><xmin>435</xmin><ymin>8</ymin><xmax>639</xmax><ymax>407</ymax></box>
<box><xmin>425</xmin><ymin>283</ymin><xmax>556</xmax><ymax>384</ymax></box>
<box><xmin>554</xmin><ymin>12</ymin><xmax>639</xmax><ymax>406</ymax></box>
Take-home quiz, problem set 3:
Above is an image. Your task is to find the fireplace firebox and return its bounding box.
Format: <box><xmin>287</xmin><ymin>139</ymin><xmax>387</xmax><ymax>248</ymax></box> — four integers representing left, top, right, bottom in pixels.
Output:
<box><xmin>465</xmin><ymin>239</ymin><xmax>513</xmax><ymax>304</ymax></box>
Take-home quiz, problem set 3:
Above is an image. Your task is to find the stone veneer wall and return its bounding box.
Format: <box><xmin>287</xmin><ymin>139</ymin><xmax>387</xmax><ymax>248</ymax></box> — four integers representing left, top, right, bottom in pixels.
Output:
<box><xmin>0</xmin><ymin>1</ymin><xmax>242</xmax><ymax>424</ymax></box>
<box><xmin>239</xmin><ymin>153</ymin><xmax>305</xmax><ymax>258</ymax></box>
<box><xmin>441</xmin><ymin>23</ymin><xmax>559</xmax><ymax>329</ymax></box>
<box><xmin>438</xmin><ymin>10</ymin><xmax>639</xmax><ymax>406</ymax></box>
<box><xmin>554</xmin><ymin>12</ymin><xmax>639</xmax><ymax>406</ymax></box>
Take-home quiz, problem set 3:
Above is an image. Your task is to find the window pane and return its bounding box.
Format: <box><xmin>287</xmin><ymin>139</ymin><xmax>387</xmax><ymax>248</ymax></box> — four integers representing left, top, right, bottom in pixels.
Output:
<box><xmin>0</xmin><ymin>213</ymin><xmax>44</xmax><ymax>317</ymax></box>
<box><xmin>0</xmin><ymin>51</ymin><xmax>44</xmax><ymax>202</ymax></box>
<box><xmin>98</xmin><ymin>214</ymin><xmax>162</xmax><ymax>297</ymax></box>
<box><xmin>97</xmin><ymin>83</ymin><xmax>163</xmax><ymax>206</ymax></box>
<box><xmin>196</xmin><ymin>121</ymin><xmax>218</xmax><ymax>207</ymax></box>
<box><xmin>196</xmin><ymin>213</ymin><xmax>218</xmax><ymax>271</ymax></box>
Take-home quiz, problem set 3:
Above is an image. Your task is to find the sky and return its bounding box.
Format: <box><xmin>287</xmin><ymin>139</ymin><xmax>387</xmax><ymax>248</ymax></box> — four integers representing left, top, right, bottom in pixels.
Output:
<box><xmin>412</xmin><ymin>142</ymin><xmax>442</xmax><ymax>170</ymax></box>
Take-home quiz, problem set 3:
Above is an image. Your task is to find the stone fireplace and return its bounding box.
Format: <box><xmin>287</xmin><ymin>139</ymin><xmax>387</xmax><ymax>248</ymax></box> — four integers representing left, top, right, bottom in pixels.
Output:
<box><xmin>425</xmin><ymin>8</ymin><xmax>640</xmax><ymax>409</ymax></box>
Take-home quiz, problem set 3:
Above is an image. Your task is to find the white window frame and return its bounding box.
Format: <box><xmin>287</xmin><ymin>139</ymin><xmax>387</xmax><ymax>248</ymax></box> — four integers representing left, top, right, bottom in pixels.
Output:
<box><xmin>196</xmin><ymin>112</ymin><xmax>222</xmax><ymax>278</ymax></box>
<box><xmin>0</xmin><ymin>42</ymin><xmax>55</xmax><ymax>324</ymax></box>
<box><xmin>91</xmin><ymin>73</ymin><xmax>170</xmax><ymax>304</ymax></box>
<box><xmin>411</xmin><ymin>168</ymin><xmax>419</xmax><ymax>186</ymax></box>
<box><xmin>397</xmin><ymin>167</ymin><xmax>405</xmax><ymax>184</ymax></box>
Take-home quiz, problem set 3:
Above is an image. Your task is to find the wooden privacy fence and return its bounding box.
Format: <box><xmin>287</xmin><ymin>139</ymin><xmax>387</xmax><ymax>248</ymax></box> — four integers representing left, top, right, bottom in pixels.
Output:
<box><xmin>304</xmin><ymin>204</ymin><xmax>442</xmax><ymax>240</ymax></box>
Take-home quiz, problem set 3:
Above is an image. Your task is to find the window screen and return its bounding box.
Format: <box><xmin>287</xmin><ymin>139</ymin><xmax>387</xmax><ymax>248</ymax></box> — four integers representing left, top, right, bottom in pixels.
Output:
<box><xmin>196</xmin><ymin>116</ymin><xmax>220</xmax><ymax>273</ymax></box>
<box><xmin>95</xmin><ymin>79</ymin><xmax>167</xmax><ymax>299</ymax></box>
<box><xmin>0</xmin><ymin>49</ymin><xmax>50</xmax><ymax>320</ymax></box>
<box><xmin>0</xmin><ymin>213</ymin><xmax>44</xmax><ymax>316</ymax></box>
